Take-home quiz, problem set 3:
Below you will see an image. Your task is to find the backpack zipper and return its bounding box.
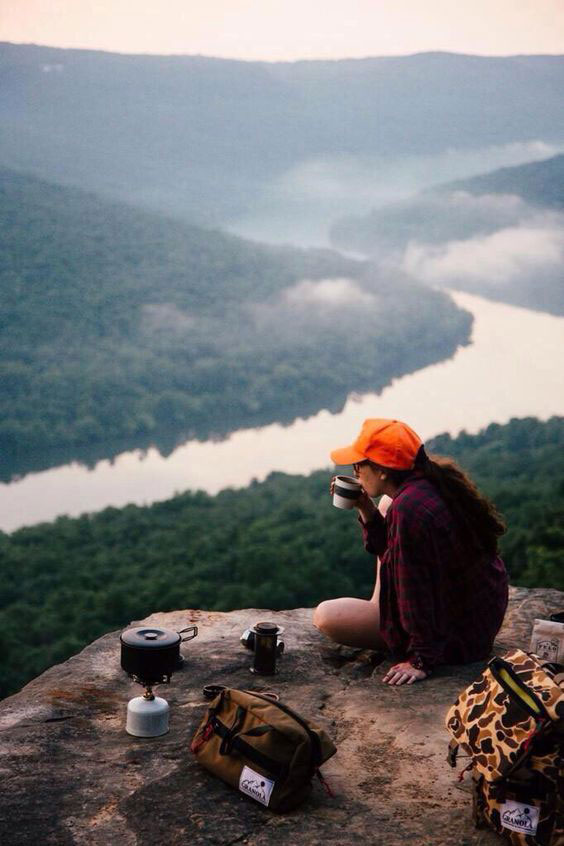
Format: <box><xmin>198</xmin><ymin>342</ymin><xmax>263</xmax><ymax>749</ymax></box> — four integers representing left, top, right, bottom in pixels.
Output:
<box><xmin>489</xmin><ymin>657</ymin><xmax>549</xmax><ymax>721</ymax></box>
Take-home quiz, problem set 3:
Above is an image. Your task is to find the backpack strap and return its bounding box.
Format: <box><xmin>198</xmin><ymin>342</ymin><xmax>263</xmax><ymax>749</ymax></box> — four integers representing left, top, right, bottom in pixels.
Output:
<box><xmin>471</xmin><ymin>773</ymin><xmax>487</xmax><ymax>829</ymax></box>
<box><xmin>447</xmin><ymin>739</ymin><xmax>459</xmax><ymax>768</ymax></box>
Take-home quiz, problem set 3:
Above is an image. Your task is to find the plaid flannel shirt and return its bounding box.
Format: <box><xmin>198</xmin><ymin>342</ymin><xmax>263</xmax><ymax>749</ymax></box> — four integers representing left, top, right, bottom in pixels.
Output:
<box><xmin>361</xmin><ymin>474</ymin><xmax>508</xmax><ymax>674</ymax></box>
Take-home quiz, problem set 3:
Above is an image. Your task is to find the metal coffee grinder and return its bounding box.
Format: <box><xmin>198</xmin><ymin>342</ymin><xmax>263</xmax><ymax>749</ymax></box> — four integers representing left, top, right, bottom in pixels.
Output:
<box><xmin>241</xmin><ymin>621</ymin><xmax>285</xmax><ymax>675</ymax></box>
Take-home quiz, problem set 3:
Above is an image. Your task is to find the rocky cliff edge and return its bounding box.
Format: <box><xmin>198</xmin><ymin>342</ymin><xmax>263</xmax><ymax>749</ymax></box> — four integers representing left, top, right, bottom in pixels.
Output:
<box><xmin>1</xmin><ymin>586</ymin><xmax>563</xmax><ymax>846</ymax></box>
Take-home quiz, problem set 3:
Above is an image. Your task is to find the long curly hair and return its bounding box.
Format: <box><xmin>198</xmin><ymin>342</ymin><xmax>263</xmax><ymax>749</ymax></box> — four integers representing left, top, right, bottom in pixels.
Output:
<box><xmin>372</xmin><ymin>446</ymin><xmax>506</xmax><ymax>555</ymax></box>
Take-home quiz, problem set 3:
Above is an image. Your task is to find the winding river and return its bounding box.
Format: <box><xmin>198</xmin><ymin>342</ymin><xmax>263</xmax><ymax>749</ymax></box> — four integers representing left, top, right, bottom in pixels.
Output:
<box><xmin>2</xmin><ymin>289</ymin><xmax>563</xmax><ymax>533</ymax></box>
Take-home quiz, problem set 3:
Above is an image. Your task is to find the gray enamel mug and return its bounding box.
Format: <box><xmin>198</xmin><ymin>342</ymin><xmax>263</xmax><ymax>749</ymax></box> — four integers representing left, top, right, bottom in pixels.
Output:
<box><xmin>333</xmin><ymin>475</ymin><xmax>362</xmax><ymax>510</ymax></box>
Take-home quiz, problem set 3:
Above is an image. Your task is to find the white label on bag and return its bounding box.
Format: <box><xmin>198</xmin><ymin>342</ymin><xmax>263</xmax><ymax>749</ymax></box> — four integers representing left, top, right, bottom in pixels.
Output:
<box><xmin>530</xmin><ymin>618</ymin><xmax>564</xmax><ymax>663</ymax></box>
<box><xmin>535</xmin><ymin>638</ymin><xmax>558</xmax><ymax>661</ymax></box>
<box><xmin>239</xmin><ymin>765</ymin><xmax>275</xmax><ymax>807</ymax></box>
<box><xmin>500</xmin><ymin>800</ymin><xmax>540</xmax><ymax>835</ymax></box>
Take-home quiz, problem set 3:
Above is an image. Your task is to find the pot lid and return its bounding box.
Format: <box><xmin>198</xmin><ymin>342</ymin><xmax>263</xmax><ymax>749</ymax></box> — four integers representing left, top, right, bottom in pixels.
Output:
<box><xmin>120</xmin><ymin>627</ymin><xmax>181</xmax><ymax>649</ymax></box>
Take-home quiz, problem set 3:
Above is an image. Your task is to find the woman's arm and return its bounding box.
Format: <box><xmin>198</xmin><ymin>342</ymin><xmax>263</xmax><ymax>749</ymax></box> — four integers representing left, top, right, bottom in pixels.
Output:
<box><xmin>358</xmin><ymin>494</ymin><xmax>388</xmax><ymax>556</ymax></box>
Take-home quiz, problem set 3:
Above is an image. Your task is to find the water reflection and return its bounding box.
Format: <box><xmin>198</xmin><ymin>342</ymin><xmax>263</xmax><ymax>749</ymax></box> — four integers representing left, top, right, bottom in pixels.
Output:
<box><xmin>0</xmin><ymin>391</ymin><xmax>350</xmax><ymax>485</ymax></box>
<box><xmin>2</xmin><ymin>290</ymin><xmax>563</xmax><ymax>533</ymax></box>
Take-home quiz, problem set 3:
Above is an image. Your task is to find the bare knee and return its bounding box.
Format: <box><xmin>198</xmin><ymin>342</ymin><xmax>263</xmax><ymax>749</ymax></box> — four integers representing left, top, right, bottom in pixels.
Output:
<box><xmin>312</xmin><ymin>598</ymin><xmax>353</xmax><ymax>643</ymax></box>
<box><xmin>312</xmin><ymin>600</ymin><xmax>334</xmax><ymax>635</ymax></box>
<box><xmin>312</xmin><ymin>596</ymin><xmax>384</xmax><ymax>650</ymax></box>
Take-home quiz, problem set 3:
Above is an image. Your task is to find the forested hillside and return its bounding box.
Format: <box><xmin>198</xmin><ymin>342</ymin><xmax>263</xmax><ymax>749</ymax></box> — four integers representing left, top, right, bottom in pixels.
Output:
<box><xmin>0</xmin><ymin>168</ymin><xmax>471</xmax><ymax>473</ymax></box>
<box><xmin>1</xmin><ymin>416</ymin><xmax>562</xmax><ymax>700</ymax></box>
<box><xmin>446</xmin><ymin>154</ymin><xmax>564</xmax><ymax>209</ymax></box>
<box><xmin>331</xmin><ymin>154</ymin><xmax>564</xmax><ymax>255</ymax></box>
<box><xmin>329</xmin><ymin>155</ymin><xmax>564</xmax><ymax>315</ymax></box>
<box><xmin>331</xmin><ymin>155</ymin><xmax>564</xmax><ymax>251</ymax></box>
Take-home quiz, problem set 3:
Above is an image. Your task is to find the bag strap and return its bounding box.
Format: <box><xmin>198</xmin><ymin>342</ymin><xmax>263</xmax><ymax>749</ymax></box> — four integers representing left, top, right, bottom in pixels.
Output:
<box><xmin>211</xmin><ymin>714</ymin><xmax>288</xmax><ymax>779</ymax></box>
<box><xmin>248</xmin><ymin>690</ymin><xmax>323</xmax><ymax>769</ymax></box>
<box><xmin>218</xmin><ymin>705</ymin><xmax>246</xmax><ymax>755</ymax></box>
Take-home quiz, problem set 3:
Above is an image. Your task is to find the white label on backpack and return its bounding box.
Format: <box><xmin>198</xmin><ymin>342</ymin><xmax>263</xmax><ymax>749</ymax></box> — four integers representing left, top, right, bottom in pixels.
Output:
<box><xmin>239</xmin><ymin>765</ymin><xmax>275</xmax><ymax>807</ymax></box>
<box><xmin>500</xmin><ymin>800</ymin><xmax>540</xmax><ymax>835</ymax></box>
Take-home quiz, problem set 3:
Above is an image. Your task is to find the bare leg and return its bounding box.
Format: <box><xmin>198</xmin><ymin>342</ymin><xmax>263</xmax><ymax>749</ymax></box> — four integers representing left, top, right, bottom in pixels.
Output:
<box><xmin>314</xmin><ymin>495</ymin><xmax>390</xmax><ymax>649</ymax></box>
<box><xmin>312</xmin><ymin>558</ymin><xmax>385</xmax><ymax>650</ymax></box>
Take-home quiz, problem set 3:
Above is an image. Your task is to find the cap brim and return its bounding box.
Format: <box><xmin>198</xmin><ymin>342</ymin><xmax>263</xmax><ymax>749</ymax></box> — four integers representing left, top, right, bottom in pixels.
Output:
<box><xmin>330</xmin><ymin>445</ymin><xmax>366</xmax><ymax>465</ymax></box>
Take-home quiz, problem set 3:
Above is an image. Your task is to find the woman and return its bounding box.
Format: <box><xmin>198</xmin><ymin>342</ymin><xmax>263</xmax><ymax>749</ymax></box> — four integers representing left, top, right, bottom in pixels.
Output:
<box><xmin>313</xmin><ymin>418</ymin><xmax>508</xmax><ymax>686</ymax></box>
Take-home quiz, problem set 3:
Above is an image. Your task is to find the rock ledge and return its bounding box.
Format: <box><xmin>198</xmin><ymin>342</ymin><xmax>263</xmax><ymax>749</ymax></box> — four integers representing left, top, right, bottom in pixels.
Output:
<box><xmin>1</xmin><ymin>586</ymin><xmax>562</xmax><ymax>846</ymax></box>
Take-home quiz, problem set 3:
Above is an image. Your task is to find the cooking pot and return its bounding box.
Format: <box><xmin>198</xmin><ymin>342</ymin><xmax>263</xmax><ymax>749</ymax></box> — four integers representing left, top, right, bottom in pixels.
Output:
<box><xmin>120</xmin><ymin>624</ymin><xmax>198</xmax><ymax>684</ymax></box>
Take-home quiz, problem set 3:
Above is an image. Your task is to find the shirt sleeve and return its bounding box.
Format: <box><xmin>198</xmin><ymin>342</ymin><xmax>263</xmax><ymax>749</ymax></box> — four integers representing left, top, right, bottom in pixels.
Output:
<box><xmin>359</xmin><ymin>511</ymin><xmax>387</xmax><ymax>556</ymax></box>
<box><xmin>389</xmin><ymin>504</ymin><xmax>444</xmax><ymax>673</ymax></box>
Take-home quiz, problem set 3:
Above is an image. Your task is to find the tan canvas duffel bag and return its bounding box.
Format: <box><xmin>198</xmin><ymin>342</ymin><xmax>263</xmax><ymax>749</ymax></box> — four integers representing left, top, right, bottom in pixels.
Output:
<box><xmin>191</xmin><ymin>687</ymin><xmax>337</xmax><ymax>811</ymax></box>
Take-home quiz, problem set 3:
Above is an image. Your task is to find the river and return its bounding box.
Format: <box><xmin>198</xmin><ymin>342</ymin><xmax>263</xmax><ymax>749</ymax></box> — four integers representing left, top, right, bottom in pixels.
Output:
<box><xmin>2</xmin><ymin>289</ymin><xmax>563</xmax><ymax>533</ymax></box>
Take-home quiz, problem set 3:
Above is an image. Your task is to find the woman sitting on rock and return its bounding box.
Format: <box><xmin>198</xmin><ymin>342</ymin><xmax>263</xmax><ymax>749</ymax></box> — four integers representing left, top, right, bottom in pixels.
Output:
<box><xmin>313</xmin><ymin>418</ymin><xmax>508</xmax><ymax>686</ymax></box>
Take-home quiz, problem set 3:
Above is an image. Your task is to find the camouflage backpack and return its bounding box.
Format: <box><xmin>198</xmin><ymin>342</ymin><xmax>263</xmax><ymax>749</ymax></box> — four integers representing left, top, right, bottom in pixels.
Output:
<box><xmin>446</xmin><ymin>649</ymin><xmax>564</xmax><ymax>846</ymax></box>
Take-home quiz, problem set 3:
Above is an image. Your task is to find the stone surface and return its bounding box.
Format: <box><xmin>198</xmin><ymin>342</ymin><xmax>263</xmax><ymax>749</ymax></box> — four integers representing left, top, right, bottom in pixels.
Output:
<box><xmin>0</xmin><ymin>586</ymin><xmax>563</xmax><ymax>846</ymax></box>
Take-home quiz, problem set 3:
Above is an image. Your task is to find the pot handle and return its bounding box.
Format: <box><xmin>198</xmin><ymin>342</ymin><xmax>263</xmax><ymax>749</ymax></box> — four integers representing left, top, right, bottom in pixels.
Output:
<box><xmin>179</xmin><ymin>625</ymin><xmax>198</xmax><ymax>642</ymax></box>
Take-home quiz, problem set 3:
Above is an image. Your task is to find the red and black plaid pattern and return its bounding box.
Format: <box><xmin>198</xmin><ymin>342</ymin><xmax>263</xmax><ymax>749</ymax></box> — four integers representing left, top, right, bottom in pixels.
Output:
<box><xmin>362</xmin><ymin>475</ymin><xmax>508</xmax><ymax>673</ymax></box>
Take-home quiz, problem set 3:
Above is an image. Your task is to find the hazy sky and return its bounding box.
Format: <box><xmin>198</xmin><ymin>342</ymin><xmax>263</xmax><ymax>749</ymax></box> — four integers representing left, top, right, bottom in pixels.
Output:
<box><xmin>1</xmin><ymin>0</ymin><xmax>563</xmax><ymax>60</ymax></box>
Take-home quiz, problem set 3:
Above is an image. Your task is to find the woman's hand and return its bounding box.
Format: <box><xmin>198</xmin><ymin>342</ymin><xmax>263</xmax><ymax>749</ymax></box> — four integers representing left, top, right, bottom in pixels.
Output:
<box><xmin>382</xmin><ymin>661</ymin><xmax>427</xmax><ymax>685</ymax></box>
<box><xmin>329</xmin><ymin>476</ymin><xmax>376</xmax><ymax>522</ymax></box>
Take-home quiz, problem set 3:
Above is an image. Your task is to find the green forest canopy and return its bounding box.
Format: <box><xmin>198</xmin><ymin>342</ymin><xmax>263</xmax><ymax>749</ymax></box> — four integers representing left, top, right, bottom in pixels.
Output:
<box><xmin>1</xmin><ymin>415</ymin><xmax>562</xmax><ymax>700</ymax></box>
<box><xmin>0</xmin><ymin>167</ymin><xmax>470</xmax><ymax>472</ymax></box>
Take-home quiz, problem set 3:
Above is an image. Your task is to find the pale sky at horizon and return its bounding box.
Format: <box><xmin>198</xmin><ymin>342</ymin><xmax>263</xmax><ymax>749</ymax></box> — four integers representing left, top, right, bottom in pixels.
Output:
<box><xmin>1</xmin><ymin>0</ymin><xmax>563</xmax><ymax>61</ymax></box>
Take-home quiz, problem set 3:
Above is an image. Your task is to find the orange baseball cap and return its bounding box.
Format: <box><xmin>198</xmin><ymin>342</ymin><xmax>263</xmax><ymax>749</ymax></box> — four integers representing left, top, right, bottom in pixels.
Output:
<box><xmin>330</xmin><ymin>418</ymin><xmax>422</xmax><ymax>470</ymax></box>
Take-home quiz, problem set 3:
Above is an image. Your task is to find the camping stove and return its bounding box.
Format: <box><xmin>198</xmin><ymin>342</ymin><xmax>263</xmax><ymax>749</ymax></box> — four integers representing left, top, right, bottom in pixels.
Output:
<box><xmin>120</xmin><ymin>623</ymin><xmax>198</xmax><ymax>738</ymax></box>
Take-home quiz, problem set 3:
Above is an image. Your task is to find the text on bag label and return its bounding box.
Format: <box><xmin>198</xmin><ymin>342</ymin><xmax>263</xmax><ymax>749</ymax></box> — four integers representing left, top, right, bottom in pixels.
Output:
<box><xmin>239</xmin><ymin>765</ymin><xmax>275</xmax><ymax>807</ymax></box>
<box><xmin>500</xmin><ymin>800</ymin><xmax>540</xmax><ymax>835</ymax></box>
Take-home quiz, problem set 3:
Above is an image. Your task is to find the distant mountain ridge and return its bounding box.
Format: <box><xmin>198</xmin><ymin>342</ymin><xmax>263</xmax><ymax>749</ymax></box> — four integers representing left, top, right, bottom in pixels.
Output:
<box><xmin>2</xmin><ymin>43</ymin><xmax>563</xmax><ymax>224</ymax></box>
